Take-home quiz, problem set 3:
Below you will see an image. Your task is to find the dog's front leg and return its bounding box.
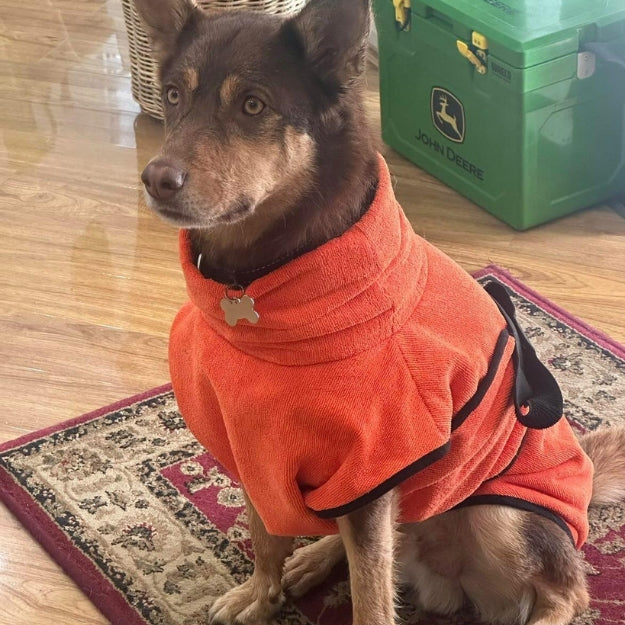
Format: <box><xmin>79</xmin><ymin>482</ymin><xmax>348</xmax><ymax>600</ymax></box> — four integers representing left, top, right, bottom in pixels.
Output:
<box><xmin>337</xmin><ymin>489</ymin><xmax>398</xmax><ymax>625</ymax></box>
<box><xmin>209</xmin><ymin>490</ymin><xmax>293</xmax><ymax>625</ymax></box>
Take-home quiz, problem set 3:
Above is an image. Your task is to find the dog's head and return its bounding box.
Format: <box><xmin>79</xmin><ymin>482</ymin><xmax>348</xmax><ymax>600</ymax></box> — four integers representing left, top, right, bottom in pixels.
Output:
<box><xmin>135</xmin><ymin>0</ymin><xmax>371</xmax><ymax>235</ymax></box>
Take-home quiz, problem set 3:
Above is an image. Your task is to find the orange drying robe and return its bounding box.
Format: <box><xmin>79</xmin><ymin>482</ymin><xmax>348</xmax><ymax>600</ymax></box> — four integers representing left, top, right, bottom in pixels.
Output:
<box><xmin>169</xmin><ymin>156</ymin><xmax>593</xmax><ymax>548</ymax></box>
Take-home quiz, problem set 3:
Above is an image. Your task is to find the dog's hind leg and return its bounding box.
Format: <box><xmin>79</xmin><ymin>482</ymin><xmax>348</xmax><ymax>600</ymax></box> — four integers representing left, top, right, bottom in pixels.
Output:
<box><xmin>209</xmin><ymin>490</ymin><xmax>293</xmax><ymax>625</ymax></box>
<box><xmin>400</xmin><ymin>559</ymin><xmax>465</xmax><ymax>616</ymax></box>
<box><xmin>283</xmin><ymin>535</ymin><xmax>345</xmax><ymax>597</ymax></box>
<box><xmin>521</xmin><ymin>521</ymin><xmax>589</xmax><ymax>625</ymax></box>
<box><xmin>337</xmin><ymin>489</ymin><xmax>399</xmax><ymax>625</ymax></box>
<box><xmin>524</xmin><ymin>585</ymin><xmax>584</xmax><ymax>625</ymax></box>
<box><xmin>454</xmin><ymin>507</ymin><xmax>587</xmax><ymax>625</ymax></box>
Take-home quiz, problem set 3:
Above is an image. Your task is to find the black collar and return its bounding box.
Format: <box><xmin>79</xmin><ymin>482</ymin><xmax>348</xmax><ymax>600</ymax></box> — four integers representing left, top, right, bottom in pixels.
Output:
<box><xmin>195</xmin><ymin>240</ymin><xmax>317</xmax><ymax>288</ymax></box>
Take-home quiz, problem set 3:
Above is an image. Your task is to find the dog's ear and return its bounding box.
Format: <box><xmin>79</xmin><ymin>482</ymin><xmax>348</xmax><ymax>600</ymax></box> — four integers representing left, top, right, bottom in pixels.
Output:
<box><xmin>134</xmin><ymin>0</ymin><xmax>199</xmax><ymax>63</ymax></box>
<box><xmin>284</xmin><ymin>0</ymin><xmax>371</xmax><ymax>91</ymax></box>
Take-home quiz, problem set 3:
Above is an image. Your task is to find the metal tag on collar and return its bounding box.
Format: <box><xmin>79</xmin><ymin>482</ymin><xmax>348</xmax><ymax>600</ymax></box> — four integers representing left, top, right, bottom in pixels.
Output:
<box><xmin>220</xmin><ymin>284</ymin><xmax>260</xmax><ymax>327</ymax></box>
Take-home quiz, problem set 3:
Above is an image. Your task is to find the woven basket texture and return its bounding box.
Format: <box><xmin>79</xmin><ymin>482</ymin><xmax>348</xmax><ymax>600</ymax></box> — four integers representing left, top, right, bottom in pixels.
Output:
<box><xmin>122</xmin><ymin>0</ymin><xmax>307</xmax><ymax>120</ymax></box>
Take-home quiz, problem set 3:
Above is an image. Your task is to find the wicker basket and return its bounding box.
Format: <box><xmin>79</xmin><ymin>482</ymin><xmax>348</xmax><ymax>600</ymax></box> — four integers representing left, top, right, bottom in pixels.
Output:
<box><xmin>122</xmin><ymin>0</ymin><xmax>308</xmax><ymax>120</ymax></box>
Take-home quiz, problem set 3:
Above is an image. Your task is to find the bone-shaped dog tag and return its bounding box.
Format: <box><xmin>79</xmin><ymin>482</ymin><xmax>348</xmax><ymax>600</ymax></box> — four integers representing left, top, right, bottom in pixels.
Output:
<box><xmin>220</xmin><ymin>286</ymin><xmax>260</xmax><ymax>327</ymax></box>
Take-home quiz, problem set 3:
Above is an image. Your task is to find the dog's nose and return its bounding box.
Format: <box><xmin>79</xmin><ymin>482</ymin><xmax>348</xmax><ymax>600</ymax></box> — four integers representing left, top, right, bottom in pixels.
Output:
<box><xmin>141</xmin><ymin>159</ymin><xmax>187</xmax><ymax>201</ymax></box>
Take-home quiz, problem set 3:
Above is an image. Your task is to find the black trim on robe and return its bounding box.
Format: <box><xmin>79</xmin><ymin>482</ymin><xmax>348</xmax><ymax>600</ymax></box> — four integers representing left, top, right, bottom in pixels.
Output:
<box><xmin>313</xmin><ymin>441</ymin><xmax>451</xmax><ymax>519</ymax></box>
<box><xmin>453</xmin><ymin>494</ymin><xmax>575</xmax><ymax>545</ymax></box>
<box><xmin>451</xmin><ymin>328</ymin><xmax>510</xmax><ymax>431</ymax></box>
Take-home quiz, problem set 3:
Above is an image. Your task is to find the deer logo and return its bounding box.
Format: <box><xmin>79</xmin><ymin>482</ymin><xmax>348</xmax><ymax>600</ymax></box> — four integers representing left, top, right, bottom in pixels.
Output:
<box><xmin>431</xmin><ymin>88</ymin><xmax>465</xmax><ymax>143</ymax></box>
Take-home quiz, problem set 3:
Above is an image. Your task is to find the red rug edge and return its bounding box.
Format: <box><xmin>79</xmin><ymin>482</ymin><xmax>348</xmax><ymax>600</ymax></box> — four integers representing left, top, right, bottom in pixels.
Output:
<box><xmin>1</xmin><ymin>265</ymin><xmax>624</xmax><ymax>625</ymax></box>
<box><xmin>0</xmin><ymin>383</ymin><xmax>173</xmax><ymax>625</ymax></box>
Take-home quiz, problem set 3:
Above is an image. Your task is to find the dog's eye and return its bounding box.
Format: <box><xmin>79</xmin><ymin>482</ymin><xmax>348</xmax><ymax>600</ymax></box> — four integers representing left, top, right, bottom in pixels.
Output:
<box><xmin>166</xmin><ymin>87</ymin><xmax>180</xmax><ymax>106</ymax></box>
<box><xmin>242</xmin><ymin>96</ymin><xmax>265</xmax><ymax>116</ymax></box>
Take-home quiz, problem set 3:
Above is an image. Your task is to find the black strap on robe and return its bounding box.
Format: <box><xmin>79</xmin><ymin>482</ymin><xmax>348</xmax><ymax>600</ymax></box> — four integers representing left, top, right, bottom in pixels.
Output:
<box><xmin>484</xmin><ymin>281</ymin><xmax>563</xmax><ymax>429</ymax></box>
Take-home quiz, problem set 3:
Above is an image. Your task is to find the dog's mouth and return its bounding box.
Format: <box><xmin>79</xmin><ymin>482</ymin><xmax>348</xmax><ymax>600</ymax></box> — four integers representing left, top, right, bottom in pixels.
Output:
<box><xmin>152</xmin><ymin>204</ymin><xmax>197</xmax><ymax>227</ymax></box>
<box><xmin>146</xmin><ymin>195</ymin><xmax>254</xmax><ymax>228</ymax></box>
<box><xmin>216</xmin><ymin>198</ymin><xmax>253</xmax><ymax>224</ymax></box>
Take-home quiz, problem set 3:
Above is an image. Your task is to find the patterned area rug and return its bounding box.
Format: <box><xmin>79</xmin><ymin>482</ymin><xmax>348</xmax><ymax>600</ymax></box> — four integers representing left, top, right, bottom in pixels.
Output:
<box><xmin>1</xmin><ymin>266</ymin><xmax>624</xmax><ymax>625</ymax></box>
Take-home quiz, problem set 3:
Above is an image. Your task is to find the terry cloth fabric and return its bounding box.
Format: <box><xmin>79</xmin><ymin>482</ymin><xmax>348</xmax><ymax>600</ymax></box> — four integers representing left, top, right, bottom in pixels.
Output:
<box><xmin>169</xmin><ymin>155</ymin><xmax>593</xmax><ymax>547</ymax></box>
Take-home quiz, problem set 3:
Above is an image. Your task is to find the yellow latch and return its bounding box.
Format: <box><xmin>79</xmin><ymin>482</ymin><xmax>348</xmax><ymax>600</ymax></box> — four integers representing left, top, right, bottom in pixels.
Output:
<box><xmin>457</xmin><ymin>32</ymin><xmax>488</xmax><ymax>75</ymax></box>
<box><xmin>472</xmin><ymin>31</ymin><xmax>489</xmax><ymax>64</ymax></box>
<box><xmin>393</xmin><ymin>0</ymin><xmax>411</xmax><ymax>30</ymax></box>
<box><xmin>457</xmin><ymin>41</ymin><xmax>487</xmax><ymax>74</ymax></box>
<box><xmin>472</xmin><ymin>32</ymin><xmax>488</xmax><ymax>50</ymax></box>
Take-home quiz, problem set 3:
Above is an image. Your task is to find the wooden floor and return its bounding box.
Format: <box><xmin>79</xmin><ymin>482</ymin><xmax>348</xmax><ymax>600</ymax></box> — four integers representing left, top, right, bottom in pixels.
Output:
<box><xmin>0</xmin><ymin>1</ymin><xmax>624</xmax><ymax>623</ymax></box>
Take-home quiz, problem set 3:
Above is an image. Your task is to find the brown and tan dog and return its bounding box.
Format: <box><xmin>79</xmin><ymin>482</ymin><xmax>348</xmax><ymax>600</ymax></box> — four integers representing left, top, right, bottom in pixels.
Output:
<box><xmin>134</xmin><ymin>1</ymin><xmax>625</xmax><ymax>623</ymax></box>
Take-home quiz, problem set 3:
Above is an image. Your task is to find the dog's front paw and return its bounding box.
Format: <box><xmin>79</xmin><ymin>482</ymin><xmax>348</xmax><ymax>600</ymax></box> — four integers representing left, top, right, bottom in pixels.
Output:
<box><xmin>283</xmin><ymin>545</ymin><xmax>335</xmax><ymax>598</ymax></box>
<box><xmin>283</xmin><ymin>536</ymin><xmax>345</xmax><ymax>598</ymax></box>
<box><xmin>209</xmin><ymin>578</ymin><xmax>284</xmax><ymax>625</ymax></box>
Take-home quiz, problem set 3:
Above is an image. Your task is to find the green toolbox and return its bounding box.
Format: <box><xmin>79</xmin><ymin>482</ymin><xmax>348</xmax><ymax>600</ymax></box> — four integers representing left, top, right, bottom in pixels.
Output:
<box><xmin>373</xmin><ymin>0</ymin><xmax>625</xmax><ymax>229</ymax></box>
